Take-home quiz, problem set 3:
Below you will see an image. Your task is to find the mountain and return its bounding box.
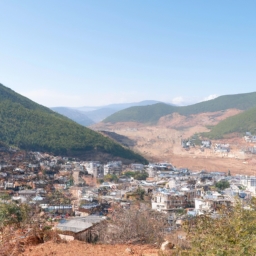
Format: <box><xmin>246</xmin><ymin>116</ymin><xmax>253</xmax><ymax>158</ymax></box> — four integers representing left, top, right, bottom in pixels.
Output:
<box><xmin>53</xmin><ymin>100</ymin><xmax>166</xmax><ymax>123</ymax></box>
<box><xmin>202</xmin><ymin>106</ymin><xmax>256</xmax><ymax>139</ymax></box>
<box><xmin>83</xmin><ymin>108</ymin><xmax>117</xmax><ymax>123</ymax></box>
<box><xmin>104</xmin><ymin>92</ymin><xmax>256</xmax><ymax>124</ymax></box>
<box><xmin>51</xmin><ymin>107</ymin><xmax>94</xmax><ymax>126</ymax></box>
<box><xmin>0</xmin><ymin>83</ymin><xmax>148</xmax><ymax>163</ymax></box>
<box><xmin>77</xmin><ymin>100</ymin><xmax>164</xmax><ymax>112</ymax></box>
<box><xmin>78</xmin><ymin>100</ymin><xmax>166</xmax><ymax>122</ymax></box>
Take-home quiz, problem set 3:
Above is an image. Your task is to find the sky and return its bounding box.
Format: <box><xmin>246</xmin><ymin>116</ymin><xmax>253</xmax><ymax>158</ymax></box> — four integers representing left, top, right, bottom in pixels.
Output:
<box><xmin>0</xmin><ymin>1</ymin><xmax>256</xmax><ymax>107</ymax></box>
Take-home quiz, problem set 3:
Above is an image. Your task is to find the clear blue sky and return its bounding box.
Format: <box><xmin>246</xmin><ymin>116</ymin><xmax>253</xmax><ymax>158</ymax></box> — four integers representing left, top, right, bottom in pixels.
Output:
<box><xmin>1</xmin><ymin>1</ymin><xmax>256</xmax><ymax>107</ymax></box>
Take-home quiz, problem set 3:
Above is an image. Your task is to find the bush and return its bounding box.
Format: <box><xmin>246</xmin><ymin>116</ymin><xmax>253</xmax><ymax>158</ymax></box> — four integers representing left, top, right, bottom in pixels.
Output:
<box><xmin>97</xmin><ymin>205</ymin><xmax>168</xmax><ymax>246</ymax></box>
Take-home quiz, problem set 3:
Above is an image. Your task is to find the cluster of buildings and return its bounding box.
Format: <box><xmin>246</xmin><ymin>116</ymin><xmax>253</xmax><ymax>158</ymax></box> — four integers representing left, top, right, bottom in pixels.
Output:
<box><xmin>214</xmin><ymin>143</ymin><xmax>230</xmax><ymax>153</ymax></box>
<box><xmin>244</xmin><ymin>132</ymin><xmax>256</xmax><ymax>143</ymax></box>
<box><xmin>0</xmin><ymin>145</ymin><xmax>256</xmax><ymax>242</ymax></box>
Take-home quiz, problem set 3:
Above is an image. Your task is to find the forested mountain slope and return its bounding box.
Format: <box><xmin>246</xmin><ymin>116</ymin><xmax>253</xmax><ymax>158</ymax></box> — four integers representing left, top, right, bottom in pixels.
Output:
<box><xmin>0</xmin><ymin>84</ymin><xmax>147</xmax><ymax>163</ymax></box>
<box><xmin>104</xmin><ymin>92</ymin><xmax>256</xmax><ymax>124</ymax></box>
<box><xmin>203</xmin><ymin>106</ymin><xmax>256</xmax><ymax>139</ymax></box>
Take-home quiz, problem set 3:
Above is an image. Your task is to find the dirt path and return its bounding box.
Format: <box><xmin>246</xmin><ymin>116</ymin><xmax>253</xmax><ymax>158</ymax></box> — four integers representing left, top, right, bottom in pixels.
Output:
<box><xmin>23</xmin><ymin>241</ymin><xmax>160</xmax><ymax>256</ymax></box>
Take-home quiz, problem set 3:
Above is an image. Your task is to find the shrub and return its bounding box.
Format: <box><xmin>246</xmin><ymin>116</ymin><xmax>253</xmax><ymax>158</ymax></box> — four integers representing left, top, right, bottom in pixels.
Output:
<box><xmin>176</xmin><ymin>201</ymin><xmax>256</xmax><ymax>255</ymax></box>
<box><xmin>97</xmin><ymin>205</ymin><xmax>168</xmax><ymax>246</ymax></box>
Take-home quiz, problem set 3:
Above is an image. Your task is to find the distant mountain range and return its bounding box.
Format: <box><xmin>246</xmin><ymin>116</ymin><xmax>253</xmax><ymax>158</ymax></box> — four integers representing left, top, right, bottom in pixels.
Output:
<box><xmin>77</xmin><ymin>100</ymin><xmax>164</xmax><ymax>112</ymax></box>
<box><xmin>51</xmin><ymin>100</ymin><xmax>168</xmax><ymax>125</ymax></box>
<box><xmin>51</xmin><ymin>107</ymin><xmax>95</xmax><ymax>126</ymax></box>
<box><xmin>52</xmin><ymin>93</ymin><xmax>256</xmax><ymax>138</ymax></box>
<box><xmin>0</xmin><ymin>83</ymin><xmax>147</xmax><ymax>163</ymax></box>
<box><xmin>104</xmin><ymin>92</ymin><xmax>256</xmax><ymax>124</ymax></box>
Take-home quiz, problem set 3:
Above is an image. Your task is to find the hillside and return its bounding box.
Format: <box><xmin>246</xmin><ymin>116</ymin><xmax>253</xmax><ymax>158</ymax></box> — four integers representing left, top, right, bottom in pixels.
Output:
<box><xmin>51</xmin><ymin>107</ymin><xmax>94</xmax><ymax>126</ymax></box>
<box><xmin>203</xmin><ymin>106</ymin><xmax>256</xmax><ymax>139</ymax></box>
<box><xmin>100</xmin><ymin>131</ymin><xmax>136</xmax><ymax>148</ymax></box>
<box><xmin>104</xmin><ymin>103</ymin><xmax>175</xmax><ymax>124</ymax></box>
<box><xmin>104</xmin><ymin>91</ymin><xmax>256</xmax><ymax>124</ymax></box>
<box><xmin>0</xmin><ymin>84</ymin><xmax>148</xmax><ymax>163</ymax></box>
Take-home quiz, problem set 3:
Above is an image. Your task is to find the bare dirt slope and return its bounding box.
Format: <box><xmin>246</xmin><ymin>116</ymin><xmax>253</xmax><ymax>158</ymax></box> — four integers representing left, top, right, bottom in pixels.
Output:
<box><xmin>92</xmin><ymin>109</ymin><xmax>256</xmax><ymax>175</ymax></box>
<box><xmin>158</xmin><ymin>109</ymin><xmax>242</xmax><ymax>128</ymax></box>
<box><xmin>23</xmin><ymin>241</ymin><xmax>160</xmax><ymax>256</ymax></box>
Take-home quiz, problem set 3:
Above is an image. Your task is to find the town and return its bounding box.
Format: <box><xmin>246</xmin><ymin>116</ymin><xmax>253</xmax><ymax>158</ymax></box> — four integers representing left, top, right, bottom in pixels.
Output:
<box><xmin>0</xmin><ymin>141</ymin><xmax>255</xmax><ymax>247</ymax></box>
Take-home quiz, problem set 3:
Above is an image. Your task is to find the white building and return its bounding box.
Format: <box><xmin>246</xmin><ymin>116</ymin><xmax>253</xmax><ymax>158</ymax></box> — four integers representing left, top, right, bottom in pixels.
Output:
<box><xmin>130</xmin><ymin>163</ymin><xmax>144</xmax><ymax>171</ymax></box>
<box><xmin>240</xmin><ymin>176</ymin><xmax>256</xmax><ymax>195</ymax></box>
<box><xmin>195</xmin><ymin>192</ymin><xmax>233</xmax><ymax>215</ymax></box>
<box><xmin>152</xmin><ymin>188</ymin><xmax>196</xmax><ymax>211</ymax></box>
<box><xmin>86</xmin><ymin>162</ymin><xmax>98</xmax><ymax>177</ymax></box>
<box><xmin>104</xmin><ymin>161</ymin><xmax>122</xmax><ymax>176</ymax></box>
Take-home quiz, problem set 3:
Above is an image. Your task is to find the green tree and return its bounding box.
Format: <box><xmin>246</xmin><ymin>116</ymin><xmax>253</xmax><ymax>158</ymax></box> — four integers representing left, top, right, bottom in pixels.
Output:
<box><xmin>124</xmin><ymin>171</ymin><xmax>148</xmax><ymax>180</ymax></box>
<box><xmin>134</xmin><ymin>171</ymin><xmax>149</xmax><ymax>180</ymax></box>
<box><xmin>124</xmin><ymin>171</ymin><xmax>136</xmax><ymax>177</ymax></box>
<box><xmin>215</xmin><ymin>180</ymin><xmax>230</xmax><ymax>190</ymax></box>
<box><xmin>104</xmin><ymin>174</ymin><xmax>118</xmax><ymax>182</ymax></box>
<box><xmin>177</xmin><ymin>200</ymin><xmax>256</xmax><ymax>255</ymax></box>
<box><xmin>136</xmin><ymin>187</ymin><xmax>145</xmax><ymax>200</ymax></box>
<box><xmin>0</xmin><ymin>203</ymin><xmax>29</xmax><ymax>229</ymax></box>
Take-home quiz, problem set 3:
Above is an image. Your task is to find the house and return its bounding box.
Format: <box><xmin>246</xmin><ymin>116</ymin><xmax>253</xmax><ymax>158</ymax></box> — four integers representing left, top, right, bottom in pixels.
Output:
<box><xmin>57</xmin><ymin>215</ymin><xmax>106</xmax><ymax>242</ymax></box>
<box><xmin>130</xmin><ymin>163</ymin><xmax>144</xmax><ymax>172</ymax></box>
<box><xmin>201</xmin><ymin>140</ymin><xmax>211</xmax><ymax>148</ymax></box>
<box><xmin>4</xmin><ymin>181</ymin><xmax>14</xmax><ymax>189</ymax></box>
<box><xmin>244</xmin><ymin>134</ymin><xmax>256</xmax><ymax>143</ymax></box>
<box><xmin>240</xmin><ymin>176</ymin><xmax>256</xmax><ymax>195</ymax></box>
<box><xmin>86</xmin><ymin>162</ymin><xmax>100</xmax><ymax>177</ymax></box>
<box><xmin>104</xmin><ymin>161</ymin><xmax>122</xmax><ymax>176</ymax></box>
<box><xmin>13</xmin><ymin>168</ymin><xmax>25</xmax><ymax>174</ymax></box>
<box><xmin>18</xmin><ymin>189</ymin><xmax>37</xmax><ymax>197</ymax></box>
<box><xmin>146</xmin><ymin>167</ymin><xmax>157</xmax><ymax>178</ymax></box>
<box><xmin>152</xmin><ymin>188</ymin><xmax>196</xmax><ymax>211</ymax></box>
<box><xmin>195</xmin><ymin>191</ymin><xmax>233</xmax><ymax>215</ymax></box>
<box><xmin>215</xmin><ymin>144</ymin><xmax>230</xmax><ymax>153</ymax></box>
<box><xmin>181</xmin><ymin>139</ymin><xmax>193</xmax><ymax>148</ymax></box>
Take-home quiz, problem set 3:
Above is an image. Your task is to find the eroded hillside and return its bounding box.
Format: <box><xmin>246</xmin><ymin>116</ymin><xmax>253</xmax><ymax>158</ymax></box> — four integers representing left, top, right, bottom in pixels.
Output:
<box><xmin>92</xmin><ymin>109</ymin><xmax>256</xmax><ymax>175</ymax></box>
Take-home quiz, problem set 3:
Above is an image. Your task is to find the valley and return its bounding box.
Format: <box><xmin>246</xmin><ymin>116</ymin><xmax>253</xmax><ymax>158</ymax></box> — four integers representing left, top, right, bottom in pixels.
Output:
<box><xmin>93</xmin><ymin>109</ymin><xmax>256</xmax><ymax>175</ymax></box>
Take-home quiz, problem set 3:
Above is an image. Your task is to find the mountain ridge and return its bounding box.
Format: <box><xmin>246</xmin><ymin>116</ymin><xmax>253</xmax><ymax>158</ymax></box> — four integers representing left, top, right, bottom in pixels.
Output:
<box><xmin>52</xmin><ymin>100</ymin><xmax>170</xmax><ymax>124</ymax></box>
<box><xmin>103</xmin><ymin>91</ymin><xmax>256</xmax><ymax>124</ymax></box>
<box><xmin>51</xmin><ymin>107</ymin><xmax>95</xmax><ymax>126</ymax></box>
<box><xmin>76</xmin><ymin>100</ymin><xmax>167</xmax><ymax>112</ymax></box>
